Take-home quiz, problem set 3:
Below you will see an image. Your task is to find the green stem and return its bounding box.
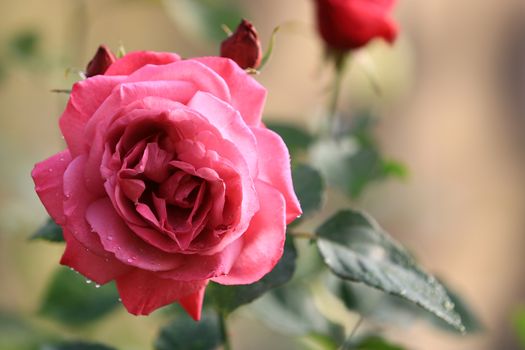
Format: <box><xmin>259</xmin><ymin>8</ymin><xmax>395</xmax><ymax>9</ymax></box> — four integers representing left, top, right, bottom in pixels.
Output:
<box><xmin>326</xmin><ymin>51</ymin><xmax>350</xmax><ymax>136</ymax></box>
<box><xmin>328</xmin><ymin>53</ymin><xmax>347</xmax><ymax>120</ymax></box>
<box><xmin>219</xmin><ymin>311</ymin><xmax>232</xmax><ymax>350</ymax></box>
<box><xmin>340</xmin><ymin>314</ymin><xmax>364</xmax><ymax>350</ymax></box>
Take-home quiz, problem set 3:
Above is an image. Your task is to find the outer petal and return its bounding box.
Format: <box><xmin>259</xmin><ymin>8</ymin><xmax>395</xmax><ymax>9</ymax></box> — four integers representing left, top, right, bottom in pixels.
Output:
<box><xmin>251</xmin><ymin>127</ymin><xmax>302</xmax><ymax>223</ymax></box>
<box><xmin>196</xmin><ymin>57</ymin><xmax>267</xmax><ymax>127</ymax></box>
<box><xmin>59</xmin><ymin>75</ymin><xmax>124</xmax><ymax>156</ymax></box>
<box><xmin>116</xmin><ymin>268</ymin><xmax>207</xmax><ymax>317</ymax></box>
<box><xmin>212</xmin><ymin>180</ymin><xmax>286</xmax><ymax>285</ymax></box>
<box><xmin>60</xmin><ymin>228</ymin><xmax>131</xmax><ymax>284</ymax></box>
<box><xmin>178</xmin><ymin>285</ymin><xmax>207</xmax><ymax>321</ymax></box>
<box><xmin>125</xmin><ymin>60</ymin><xmax>231</xmax><ymax>104</ymax></box>
<box><xmin>32</xmin><ymin>150</ymin><xmax>71</xmax><ymax>225</ymax></box>
<box><xmin>105</xmin><ymin>51</ymin><xmax>181</xmax><ymax>76</ymax></box>
<box><xmin>62</xmin><ymin>155</ymin><xmax>108</xmax><ymax>255</ymax></box>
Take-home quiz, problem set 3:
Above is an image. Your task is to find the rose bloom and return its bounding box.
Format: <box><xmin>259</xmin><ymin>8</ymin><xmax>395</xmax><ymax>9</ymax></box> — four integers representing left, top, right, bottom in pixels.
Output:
<box><xmin>32</xmin><ymin>51</ymin><xmax>302</xmax><ymax>320</ymax></box>
<box><xmin>314</xmin><ymin>0</ymin><xmax>398</xmax><ymax>51</ymax></box>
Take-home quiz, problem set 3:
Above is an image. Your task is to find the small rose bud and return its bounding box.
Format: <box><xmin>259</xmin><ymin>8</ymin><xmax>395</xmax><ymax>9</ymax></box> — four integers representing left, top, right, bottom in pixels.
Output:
<box><xmin>220</xmin><ymin>19</ymin><xmax>262</xmax><ymax>69</ymax></box>
<box><xmin>85</xmin><ymin>45</ymin><xmax>116</xmax><ymax>77</ymax></box>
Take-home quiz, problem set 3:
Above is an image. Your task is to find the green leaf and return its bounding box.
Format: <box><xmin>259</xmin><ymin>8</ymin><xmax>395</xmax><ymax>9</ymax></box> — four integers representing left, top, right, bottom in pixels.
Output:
<box><xmin>381</xmin><ymin>160</ymin><xmax>409</xmax><ymax>180</ymax></box>
<box><xmin>250</xmin><ymin>282</ymin><xmax>337</xmax><ymax>336</ymax></box>
<box><xmin>301</xmin><ymin>333</ymin><xmax>339</xmax><ymax>350</ymax></box>
<box><xmin>316</xmin><ymin>210</ymin><xmax>464</xmax><ymax>332</ymax></box>
<box><xmin>513</xmin><ymin>306</ymin><xmax>525</xmax><ymax>348</ymax></box>
<box><xmin>346</xmin><ymin>148</ymin><xmax>383</xmax><ymax>198</ymax></box>
<box><xmin>430</xmin><ymin>282</ymin><xmax>482</xmax><ymax>333</ymax></box>
<box><xmin>8</xmin><ymin>30</ymin><xmax>40</xmax><ymax>60</ymax></box>
<box><xmin>31</xmin><ymin>218</ymin><xmax>64</xmax><ymax>242</ymax></box>
<box><xmin>347</xmin><ymin>335</ymin><xmax>406</xmax><ymax>350</ymax></box>
<box><xmin>39</xmin><ymin>267</ymin><xmax>120</xmax><ymax>326</ymax></box>
<box><xmin>155</xmin><ymin>312</ymin><xmax>223</xmax><ymax>350</ymax></box>
<box><xmin>0</xmin><ymin>311</ymin><xmax>55</xmax><ymax>350</ymax></box>
<box><xmin>292</xmin><ymin>164</ymin><xmax>324</xmax><ymax>218</ymax></box>
<box><xmin>208</xmin><ymin>237</ymin><xmax>297</xmax><ymax>314</ymax></box>
<box><xmin>333</xmin><ymin>278</ymin><xmax>481</xmax><ymax>334</ymax></box>
<box><xmin>266</xmin><ymin>122</ymin><xmax>314</xmax><ymax>156</ymax></box>
<box><xmin>41</xmin><ymin>342</ymin><xmax>116</xmax><ymax>350</ymax></box>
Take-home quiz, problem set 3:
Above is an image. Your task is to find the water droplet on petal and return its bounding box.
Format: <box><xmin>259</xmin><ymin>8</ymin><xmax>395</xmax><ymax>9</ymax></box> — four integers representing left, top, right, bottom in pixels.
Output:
<box><xmin>48</xmin><ymin>168</ymin><xmax>54</xmax><ymax>172</ymax></box>
<box><xmin>86</xmin><ymin>279</ymin><xmax>92</xmax><ymax>284</ymax></box>
<box><xmin>95</xmin><ymin>284</ymin><xmax>101</xmax><ymax>288</ymax></box>
<box><xmin>108</xmin><ymin>235</ymin><xmax>113</xmax><ymax>241</ymax></box>
<box><xmin>127</xmin><ymin>258</ymin><xmax>133</xmax><ymax>263</ymax></box>
<box><xmin>118</xmin><ymin>298</ymin><xmax>122</xmax><ymax>302</ymax></box>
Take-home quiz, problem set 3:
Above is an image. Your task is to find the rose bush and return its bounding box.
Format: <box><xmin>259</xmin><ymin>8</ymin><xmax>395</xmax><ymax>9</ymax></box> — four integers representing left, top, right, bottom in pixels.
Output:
<box><xmin>32</xmin><ymin>51</ymin><xmax>302</xmax><ymax>320</ymax></box>
<box><xmin>314</xmin><ymin>0</ymin><xmax>398</xmax><ymax>51</ymax></box>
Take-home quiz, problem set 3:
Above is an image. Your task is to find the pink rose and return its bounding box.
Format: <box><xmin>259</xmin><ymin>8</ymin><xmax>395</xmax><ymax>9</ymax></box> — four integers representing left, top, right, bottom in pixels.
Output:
<box><xmin>32</xmin><ymin>51</ymin><xmax>302</xmax><ymax>320</ymax></box>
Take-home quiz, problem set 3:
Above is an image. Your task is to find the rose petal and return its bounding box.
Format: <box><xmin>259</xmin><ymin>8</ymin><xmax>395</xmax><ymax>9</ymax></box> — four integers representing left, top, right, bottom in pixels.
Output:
<box><xmin>32</xmin><ymin>150</ymin><xmax>71</xmax><ymax>225</ymax></box>
<box><xmin>187</xmin><ymin>91</ymin><xmax>258</xmax><ymax>177</ymax></box>
<box><xmin>157</xmin><ymin>237</ymin><xmax>242</xmax><ymax>281</ymax></box>
<box><xmin>212</xmin><ymin>180</ymin><xmax>286</xmax><ymax>285</ymax></box>
<box><xmin>251</xmin><ymin>127</ymin><xmax>302</xmax><ymax>224</ymax></box>
<box><xmin>116</xmin><ymin>268</ymin><xmax>207</xmax><ymax>316</ymax></box>
<box><xmin>59</xmin><ymin>75</ymin><xmax>124</xmax><ymax>156</ymax></box>
<box><xmin>85</xmin><ymin>198</ymin><xmax>182</xmax><ymax>271</ymax></box>
<box><xmin>178</xmin><ymin>283</ymin><xmax>208</xmax><ymax>321</ymax></box>
<box><xmin>126</xmin><ymin>60</ymin><xmax>231</xmax><ymax>103</ymax></box>
<box><xmin>105</xmin><ymin>51</ymin><xmax>181</xmax><ymax>76</ymax></box>
<box><xmin>60</xmin><ymin>228</ymin><xmax>131</xmax><ymax>284</ymax></box>
<box><xmin>196</xmin><ymin>57</ymin><xmax>267</xmax><ymax>127</ymax></box>
<box><xmin>62</xmin><ymin>155</ymin><xmax>107</xmax><ymax>255</ymax></box>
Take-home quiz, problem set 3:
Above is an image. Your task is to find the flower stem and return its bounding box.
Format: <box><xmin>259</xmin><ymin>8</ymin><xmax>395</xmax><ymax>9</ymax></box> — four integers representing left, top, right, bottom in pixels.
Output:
<box><xmin>219</xmin><ymin>311</ymin><xmax>232</xmax><ymax>350</ymax></box>
<box><xmin>326</xmin><ymin>51</ymin><xmax>350</xmax><ymax>137</ymax></box>
<box><xmin>340</xmin><ymin>314</ymin><xmax>364</xmax><ymax>350</ymax></box>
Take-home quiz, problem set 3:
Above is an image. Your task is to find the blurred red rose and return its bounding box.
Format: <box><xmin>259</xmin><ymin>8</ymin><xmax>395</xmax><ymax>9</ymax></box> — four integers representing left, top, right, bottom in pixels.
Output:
<box><xmin>220</xmin><ymin>19</ymin><xmax>262</xmax><ymax>69</ymax></box>
<box><xmin>32</xmin><ymin>50</ymin><xmax>301</xmax><ymax>320</ymax></box>
<box><xmin>314</xmin><ymin>0</ymin><xmax>398</xmax><ymax>51</ymax></box>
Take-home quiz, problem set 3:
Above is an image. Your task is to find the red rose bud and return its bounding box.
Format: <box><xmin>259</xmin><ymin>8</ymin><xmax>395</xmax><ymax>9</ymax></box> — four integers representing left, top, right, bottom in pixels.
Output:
<box><xmin>314</xmin><ymin>0</ymin><xmax>398</xmax><ymax>51</ymax></box>
<box><xmin>220</xmin><ymin>19</ymin><xmax>262</xmax><ymax>69</ymax></box>
<box><xmin>85</xmin><ymin>45</ymin><xmax>116</xmax><ymax>77</ymax></box>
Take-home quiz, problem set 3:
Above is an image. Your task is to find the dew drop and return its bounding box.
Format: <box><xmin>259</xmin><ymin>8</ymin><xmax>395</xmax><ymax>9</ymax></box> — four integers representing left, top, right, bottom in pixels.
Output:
<box><xmin>86</xmin><ymin>279</ymin><xmax>92</xmax><ymax>284</ymax></box>
<box><xmin>127</xmin><ymin>258</ymin><xmax>133</xmax><ymax>263</ymax></box>
<box><xmin>108</xmin><ymin>235</ymin><xmax>114</xmax><ymax>241</ymax></box>
<box><xmin>118</xmin><ymin>298</ymin><xmax>122</xmax><ymax>302</ymax></box>
<box><xmin>444</xmin><ymin>300</ymin><xmax>455</xmax><ymax>311</ymax></box>
<box><xmin>48</xmin><ymin>168</ymin><xmax>54</xmax><ymax>172</ymax></box>
<box><xmin>95</xmin><ymin>284</ymin><xmax>101</xmax><ymax>288</ymax></box>
<box><xmin>65</xmin><ymin>193</ymin><xmax>71</xmax><ymax>199</ymax></box>
<box><xmin>400</xmin><ymin>289</ymin><xmax>407</xmax><ymax>296</ymax></box>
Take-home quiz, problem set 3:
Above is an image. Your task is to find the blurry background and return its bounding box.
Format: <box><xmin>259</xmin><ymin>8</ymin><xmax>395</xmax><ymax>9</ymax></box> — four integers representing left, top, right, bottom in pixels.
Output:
<box><xmin>1</xmin><ymin>0</ymin><xmax>525</xmax><ymax>349</ymax></box>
